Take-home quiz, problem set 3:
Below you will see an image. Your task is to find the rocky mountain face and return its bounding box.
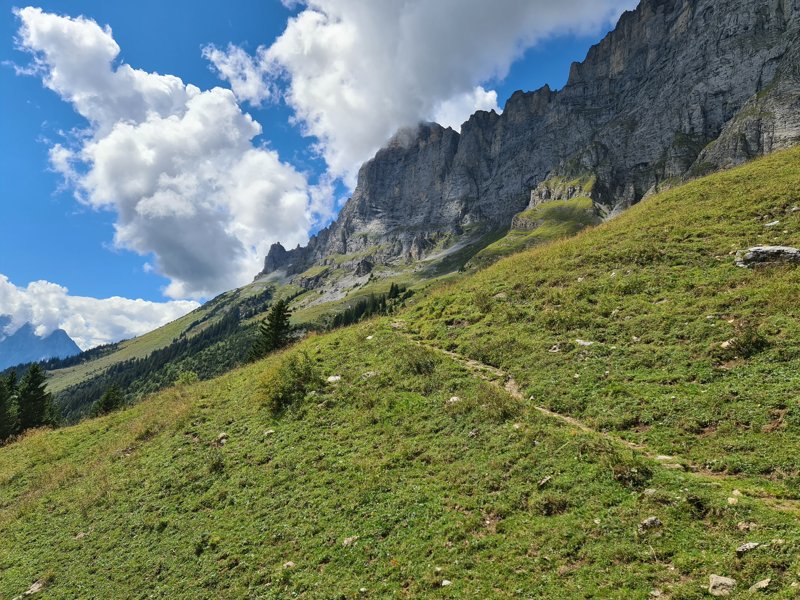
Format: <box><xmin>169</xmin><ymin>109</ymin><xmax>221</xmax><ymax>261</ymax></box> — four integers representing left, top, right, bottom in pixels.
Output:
<box><xmin>0</xmin><ymin>321</ymin><xmax>81</xmax><ymax>371</ymax></box>
<box><xmin>261</xmin><ymin>0</ymin><xmax>800</xmax><ymax>284</ymax></box>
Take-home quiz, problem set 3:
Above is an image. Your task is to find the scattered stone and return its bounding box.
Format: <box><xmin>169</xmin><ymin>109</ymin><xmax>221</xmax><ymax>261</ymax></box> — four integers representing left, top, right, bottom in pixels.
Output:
<box><xmin>644</xmin><ymin>488</ymin><xmax>657</xmax><ymax>496</ymax></box>
<box><xmin>736</xmin><ymin>542</ymin><xmax>760</xmax><ymax>557</ymax></box>
<box><xmin>720</xmin><ymin>339</ymin><xmax>734</xmax><ymax>349</ymax></box>
<box><xmin>576</xmin><ymin>339</ymin><xmax>595</xmax><ymax>347</ymax></box>
<box><xmin>264</xmin><ymin>429</ymin><xmax>275</xmax><ymax>436</ymax></box>
<box><xmin>709</xmin><ymin>575</ymin><xmax>737</xmax><ymax>596</ymax></box>
<box><xmin>731</xmin><ymin>489</ymin><xmax>742</xmax><ymax>497</ymax></box>
<box><xmin>655</xmin><ymin>455</ymin><xmax>673</xmax><ymax>461</ymax></box>
<box><xmin>737</xmin><ymin>521</ymin><xmax>757</xmax><ymax>532</ymax></box>
<box><xmin>727</xmin><ymin>497</ymin><xmax>739</xmax><ymax>506</ymax></box>
<box><xmin>447</xmin><ymin>396</ymin><xmax>462</xmax><ymax>405</ymax></box>
<box><xmin>359</xmin><ymin>588</ymin><xmax>368</xmax><ymax>594</ymax></box>
<box><xmin>342</xmin><ymin>535</ymin><xmax>359</xmax><ymax>547</ymax></box>
<box><xmin>593</xmin><ymin>518</ymin><xmax>601</xmax><ymax>525</ymax></box>
<box><xmin>494</xmin><ymin>292</ymin><xmax>508</xmax><ymax>300</ymax></box>
<box><xmin>434</xmin><ymin>567</ymin><xmax>442</xmax><ymax>573</ymax></box>
<box><xmin>74</xmin><ymin>532</ymin><xmax>87</xmax><ymax>540</ymax></box>
<box><xmin>538</xmin><ymin>475</ymin><xmax>553</xmax><ymax>488</ymax></box>
<box><xmin>468</xmin><ymin>430</ymin><xmax>479</xmax><ymax>438</ymax></box>
<box><xmin>649</xmin><ymin>590</ymin><xmax>664</xmax><ymax>598</ymax></box>
<box><xmin>764</xmin><ymin>220</ymin><xmax>781</xmax><ymax>227</ymax></box>
<box><xmin>441</xmin><ymin>580</ymin><xmax>452</xmax><ymax>587</ymax></box>
<box><xmin>366</xmin><ymin>335</ymin><xmax>374</xmax><ymax>340</ymax></box>
<box><xmin>13</xmin><ymin>580</ymin><xmax>47</xmax><ymax>599</ymax></box>
<box><xmin>632</xmin><ymin>336</ymin><xmax>641</xmax><ymax>342</ymax></box>
<box><xmin>639</xmin><ymin>516</ymin><xmax>663</xmax><ymax>532</ymax></box>
<box><xmin>19</xmin><ymin>580</ymin><xmax>45</xmax><ymax>596</ymax></box>
<box><xmin>327</xmin><ymin>375</ymin><xmax>342</xmax><ymax>383</ymax></box>
<box><xmin>362</xmin><ymin>371</ymin><xmax>377</xmax><ymax>379</ymax></box>
<box><xmin>215</xmin><ymin>433</ymin><xmax>229</xmax><ymax>446</ymax></box>
<box><xmin>283</xmin><ymin>561</ymin><xmax>296</xmax><ymax>569</ymax></box>
<box><xmin>735</xmin><ymin>246</ymin><xmax>800</xmax><ymax>268</ymax></box>
<box><xmin>548</xmin><ymin>344</ymin><xmax>561</xmax><ymax>353</ymax></box>
<box><xmin>663</xmin><ymin>463</ymin><xmax>685</xmax><ymax>471</ymax></box>
<box><xmin>513</xmin><ymin>423</ymin><xmax>523</xmax><ymax>430</ymax></box>
<box><xmin>749</xmin><ymin>579</ymin><xmax>771</xmax><ymax>592</ymax></box>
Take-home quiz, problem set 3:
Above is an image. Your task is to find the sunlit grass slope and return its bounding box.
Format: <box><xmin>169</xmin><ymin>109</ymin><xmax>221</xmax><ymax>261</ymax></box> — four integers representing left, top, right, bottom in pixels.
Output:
<box><xmin>2</xmin><ymin>324</ymin><xmax>799</xmax><ymax>598</ymax></box>
<box><xmin>2</xmin><ymin>149</ymin><xmax>800</xmax><ymax>597</ymax></box>
<box><xmin>408</xmin><ymin>147</ymin><xmax>800</xmax><ymax>493</ymax></box>
<box><xmin>467</xmin><ymin>196</ymin><xmax>601</xmax><ymax>270</ymax></box>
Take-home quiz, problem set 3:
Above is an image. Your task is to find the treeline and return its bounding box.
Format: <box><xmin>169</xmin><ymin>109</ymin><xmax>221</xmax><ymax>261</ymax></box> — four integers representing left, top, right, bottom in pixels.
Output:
<box><xmin>330</xmin><ymin>283</ymin><xmax>412</xmax><ymax>329</ymax></box>
<box><xmin>57</xmin><ymin>306</ymin><xmax>253</xmax><ymax>422</ymax></box>
<box><xmin>0</xmin><ymin>364</ymin><xmax>56</xmax><ymax>443</ymax></box>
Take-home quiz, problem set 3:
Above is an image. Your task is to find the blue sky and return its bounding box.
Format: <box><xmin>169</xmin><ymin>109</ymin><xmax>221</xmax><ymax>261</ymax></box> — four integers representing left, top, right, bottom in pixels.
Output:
<box><xmin>0</xmin><ymin>0</ymin><xmax>635</xmax><ymax>347</ymax></box>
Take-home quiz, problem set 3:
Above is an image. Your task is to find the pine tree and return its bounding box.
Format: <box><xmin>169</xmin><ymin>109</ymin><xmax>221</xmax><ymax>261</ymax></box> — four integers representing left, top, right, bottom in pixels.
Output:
<box><xmin>250</xmin><ymin>299</ymin><xmax>293</xmax><ymax>360</ymax></box>
<box><xmin>18</xmin><ymin>364</ymin><xmax>55</xmax><ymax>431</ymax></box>
<box><xmin>92</xmin><ymin>385</ymin><xmax>125</xmax><ymax>416</ymax></box>
<box><xmin>0</xmin><ymin>374</ymin><xmax>19</xmax><ymax>441</ymax></box>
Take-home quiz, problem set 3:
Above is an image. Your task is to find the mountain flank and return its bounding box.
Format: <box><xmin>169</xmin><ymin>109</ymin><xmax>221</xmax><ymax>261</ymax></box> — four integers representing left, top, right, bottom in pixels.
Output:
<box><xmin>30</xmin><ymin>0</ymin><xmax>800</xmax><ymax>430</ymax></box>
<box><xmin>260</xmin><ymin>0</ymin><xmax>800</xmax><ymax>296</ymax></box>
<box><xmin>2</xmin><ymin>148</ymin><xmax>799</xmax><ymax>596</ymax></box>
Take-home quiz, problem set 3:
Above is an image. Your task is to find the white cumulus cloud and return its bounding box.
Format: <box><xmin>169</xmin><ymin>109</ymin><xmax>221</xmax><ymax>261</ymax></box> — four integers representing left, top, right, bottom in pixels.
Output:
<box><xmin>15</xmin><ymin>7</ymin><xmax>323</xmax><ymax>299</ymax></box>
<box><xmin>205</xmin><ymin>0</ymin><xmax>637</xmax><ymax>184</ymax></box>
<box><xmin>0</xmin><ymin>275</ymin><xmax>198</xmax><ymax>350</ymax></box>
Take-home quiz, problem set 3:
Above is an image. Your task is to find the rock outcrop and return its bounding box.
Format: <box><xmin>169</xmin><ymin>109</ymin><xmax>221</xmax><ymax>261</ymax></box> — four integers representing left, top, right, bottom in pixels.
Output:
<box><xmin>260</xmin><ymin>0</ymin><xmax>800</xmax><ymax>284</ymax></box>
<box><xmin>735</xmin><ymin>246</ymin><xmax>800</xmax><ymax>267</ymax></box>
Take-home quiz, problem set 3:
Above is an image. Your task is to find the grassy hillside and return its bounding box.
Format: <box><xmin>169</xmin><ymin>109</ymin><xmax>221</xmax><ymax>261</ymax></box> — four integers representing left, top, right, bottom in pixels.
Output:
<box><xmin>467</xmin><ymin>196</ymin><xmax>601</xmax><ymax>270</ymax></box>
<box><xmin>407</xmin><ymin>147</ymin><xmax>800</xmax><ymax>496</ymax></box>
<box><xmin>2</xmin><ymin>148</ymin><xmax>800</xmax><ymax>597</ymax></box>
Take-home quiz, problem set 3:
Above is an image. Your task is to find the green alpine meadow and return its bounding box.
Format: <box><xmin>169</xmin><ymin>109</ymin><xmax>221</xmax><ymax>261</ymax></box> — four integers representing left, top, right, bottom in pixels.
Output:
<box><xmin>2</xmin><ymin>147</ymin><xmax>800</xmax><ymax>598</ymax></box>
<box><xmin>4</xmin><ymin>1</ymin><xmax>800</xmax><ymax>598</ymax></box>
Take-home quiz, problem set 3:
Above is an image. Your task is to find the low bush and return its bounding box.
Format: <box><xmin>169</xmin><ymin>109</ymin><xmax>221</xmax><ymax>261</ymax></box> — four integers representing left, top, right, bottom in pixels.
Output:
<box><xmin>263</xmin><ymin>352</ymin><xmax>324</xmax><ymax>416</ymax></box>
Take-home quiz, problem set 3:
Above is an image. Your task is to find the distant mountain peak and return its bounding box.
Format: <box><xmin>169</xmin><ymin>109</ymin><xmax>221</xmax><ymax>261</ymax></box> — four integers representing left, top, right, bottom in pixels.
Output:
<box><xmin>0</xmin><ymin>321</ymin><xmax>81</xmax><ymax>371</ymax></box>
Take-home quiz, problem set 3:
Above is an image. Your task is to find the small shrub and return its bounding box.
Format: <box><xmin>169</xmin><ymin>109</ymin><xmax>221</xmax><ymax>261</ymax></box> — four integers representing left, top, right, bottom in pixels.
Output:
<box><xmin>394</xmin><ymin>345</ymin><xmax>439</xmax><ymax>376</ymax></box>
<box><xmin>473</xmin><ymin>290</ymin><xmax>493</xmax><ymax>315</ymax></box>
<box><xmin>534</xmin><ymin>492</ymin><xmax>570</xmax><ymax>516</ymax></box>
<box><xmin>729</xmin><ymin>322</ymin><xmax>768</xmax><ymax>358</ymax></box>
<box><xmin>479</xmin><ymin>382</ymin><xmax>520</xmax><ymax>423</ymax></box>
<box><xmin>175</xmin><ymin>371</ymin><xmax>199</xmax><ymax>386</ymax></box>
<box><xmin>207</xmin><ymin>448</ymin><xmax>225</xmax><ymax>475</ymax></box>
<box><xmin>583</xmin><ymin>439</ymin><xmax>653</xmax><ymax>490</ymax></box>
<box><xmin>264</xmin><ymin>352</ymin><xmax>324</xmax><ymax>416</ymax></box>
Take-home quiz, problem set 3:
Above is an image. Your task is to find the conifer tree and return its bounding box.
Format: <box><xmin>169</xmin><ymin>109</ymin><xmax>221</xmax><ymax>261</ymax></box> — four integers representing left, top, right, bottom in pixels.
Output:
<box><xmin>250</xmin><ymin>299</ymin><xmax>293</xmax><ymax>360</ymax></box>
<box><xmin>18</xmin><ymin>364</ymin><xmax>54</xmax><ymax>431</ymax></box>
<box><xmin>92</xmin><ymin>385</ymin><xmax>125</xmax><ymax>416</ymax></box>
<box><xmin>0</xmin><ymin>374</ymin><xmax>19</xmax><ymax>441</ymax></box>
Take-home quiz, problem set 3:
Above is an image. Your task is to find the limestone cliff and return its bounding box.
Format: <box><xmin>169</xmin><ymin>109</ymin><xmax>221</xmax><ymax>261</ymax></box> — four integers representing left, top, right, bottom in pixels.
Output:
<box><xmin>260</xmin><ymin>0</ymin><xmax>800</xmax><ymax>282</ymax></box>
